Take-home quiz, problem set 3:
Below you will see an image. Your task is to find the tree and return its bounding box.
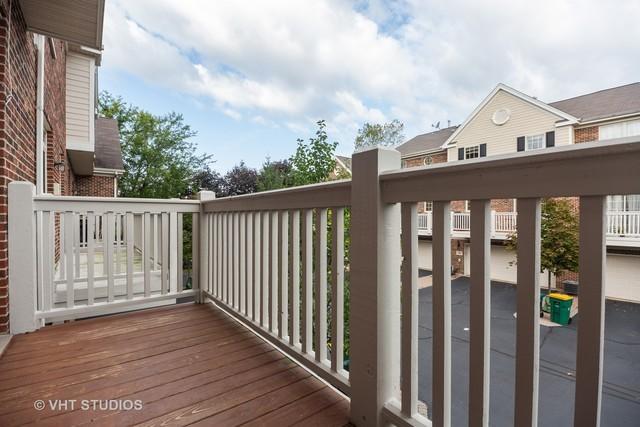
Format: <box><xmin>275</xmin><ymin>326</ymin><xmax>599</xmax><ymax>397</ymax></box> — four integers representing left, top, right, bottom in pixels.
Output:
<box><xmin>256</xmin><ymin>158</ymin><xmax>293</xmax><ymax>191</ymax></box>
<box><xmin>221</xmin><ymin>162</ymin><xmax>258</xmax><ymax>196</ymax></box>
<box><xmin>354</xmin><ymin>119</ymin><xmax>404</xmax><ymax>150</ymax></box>
<box><xmin>98</xmin><ymin>92</ymin><xmax>210</xmax><ymax>199</ymax></box>
<box><xmin>189</xmin><ymin>165</ymin><xmax>225</xmax><ymax>196</ymax></box>
<box><xmin>506</xmin><ymin>198</ymin><xmax>579</xmax><ymax>289</ymax></box>
<box><xmin>290</xmin><ymin>120</ymin><xmax>338</xmax><ymax>186</ymax></box>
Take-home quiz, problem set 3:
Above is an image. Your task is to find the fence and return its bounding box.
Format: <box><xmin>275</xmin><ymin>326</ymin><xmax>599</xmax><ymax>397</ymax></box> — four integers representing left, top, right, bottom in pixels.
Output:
<box><xmin>8</xmin><ymin>136</ymin><xmax>640</xmax><ymax>426</ymax></box>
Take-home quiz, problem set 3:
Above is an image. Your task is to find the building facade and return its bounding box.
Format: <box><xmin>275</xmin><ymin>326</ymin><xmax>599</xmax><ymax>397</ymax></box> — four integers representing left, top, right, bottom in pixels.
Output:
<box><xmin>397</xmin><ymin>82</ymin><xmax>640</xmax><ymax>301</ymax></box>
<box><xmin>0</xmin><ymin>0</ymin><xmax>122</xmax><ymax>332</ymax></box>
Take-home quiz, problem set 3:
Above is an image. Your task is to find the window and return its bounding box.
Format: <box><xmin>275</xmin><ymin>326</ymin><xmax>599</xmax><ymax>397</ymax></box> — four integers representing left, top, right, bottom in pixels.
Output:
<box><xmin>464</xmin><ymin>146</ymin><xmax>479</xmax><ymax>159</ymax></box>
<box><xmin>423</xmin><ymin>156</ymin><xmax>433</xmax><ymax>166</ymax></box>
<box><xmin>424</xmin><ymin>201</ymin><xmax>433</xmax><ymax>211</ymax></box>
<box><xmin>599</xmin><ymin>119</ymin><xmax>640</xmax><ymax>140</ymax></box>
<box><xmin>608</xmin><ymin>195</ymin><xmax>640</xmax><ymax>212</ymax></box>
<box><xmin>526</xmin><ymin>134</ymin><xmax>545</xmax><ymax>151</ymax></box>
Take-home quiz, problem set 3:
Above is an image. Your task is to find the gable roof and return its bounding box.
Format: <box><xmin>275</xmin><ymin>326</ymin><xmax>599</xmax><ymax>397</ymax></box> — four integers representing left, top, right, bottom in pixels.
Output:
<box><xmin>94</xmin><ymin>117</ymin><xmax>124</xmax><ymax>171</ymax></box>
<box><xmin>335</xmin><ymin>155</ymin><xmax>352</xmax><ymax>174</ymax></box>
<box><xmin>549</xmin><ymin>82</ymin><xmax>640</xmax><ymax>123</ymax></box>
<box><xmin>397</xmin><ymin>126</ymin><xmax>457</xmax><ymax>158</ymax></box>
<box><xmin>442</xmin><ymin>83</ymin><xmax>578</xmax><ymax>148</ymax></box>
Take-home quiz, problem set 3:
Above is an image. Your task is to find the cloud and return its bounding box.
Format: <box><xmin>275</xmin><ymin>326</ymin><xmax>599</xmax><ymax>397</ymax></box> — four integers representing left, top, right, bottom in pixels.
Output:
<box><xmin>103</xmin><ymin>0</ymin><xmax>640</xmax><ymax>150</ymax></box>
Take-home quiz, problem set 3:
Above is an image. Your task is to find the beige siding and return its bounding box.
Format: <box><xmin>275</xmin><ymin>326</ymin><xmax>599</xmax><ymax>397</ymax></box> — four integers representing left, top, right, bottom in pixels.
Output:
<box><xmin>555</xmin><ymin>125</ymin><xmax>573</xmax><ymax>146</ymax></box>
<box><xmin>66</xmin><ymin>52</ymin><xmax>95</xmax><ymax>150</ymax></box>
<box><xmin>447</xmin><ymin>89</ymin><xmax>565</xmax><ymax>161</ymax></box>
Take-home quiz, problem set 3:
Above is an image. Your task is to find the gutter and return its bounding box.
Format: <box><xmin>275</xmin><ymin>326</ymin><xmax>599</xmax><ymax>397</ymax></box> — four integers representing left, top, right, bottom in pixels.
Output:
<box><xmin>35</xmin><ymin>35</ymin><xmax>45</xmax><ymax>195</ymax></box>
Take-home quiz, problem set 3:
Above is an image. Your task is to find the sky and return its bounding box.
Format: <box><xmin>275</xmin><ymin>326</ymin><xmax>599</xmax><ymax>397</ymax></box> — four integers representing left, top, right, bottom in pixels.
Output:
<box><xmin>100</xmin><ymin>0</ymin><xmax>640</xmax><ymax>173</ymax></box>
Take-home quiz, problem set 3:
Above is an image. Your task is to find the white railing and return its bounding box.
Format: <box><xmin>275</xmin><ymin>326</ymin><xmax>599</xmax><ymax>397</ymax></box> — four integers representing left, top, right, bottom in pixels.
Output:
<box><xmin>198</xmin><ymin>180</ymin><xmax>352</xmax><ymax>396</ymax></box>
<box><xmin>8</xmin><ymin>187</ymin><xmax>204</xmax><ymax>326</ymax></box>
<box><xmin>418</xmin><ymin>210</ymin><xmax>640</xmax><ymax>240</ymax></box>
<box><xmin>8</xmin><ymin>136</ymin><xmax>640</xmax><ymax>427</ymax></box>
<box><xmin>607</xmin><ymin>211</ymin><xmax>640</xmax><ymax>237</ymax></box>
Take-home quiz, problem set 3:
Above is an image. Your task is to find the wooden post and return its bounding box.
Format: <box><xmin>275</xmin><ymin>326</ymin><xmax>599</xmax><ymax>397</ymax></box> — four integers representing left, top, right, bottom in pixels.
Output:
<box><xmin>197</xmin><ymin>191</ymin><xmax>215</xmax><ymax>303</ymax></box>
<box><xmin>8</xmin><ymin>182</ymin><xmax>38</xmax><ymax>334</ymax></box>
<box><xmin>350</xmin><ymin>147</ymin><xmax>401</xmax><ymax>426</ymax></box>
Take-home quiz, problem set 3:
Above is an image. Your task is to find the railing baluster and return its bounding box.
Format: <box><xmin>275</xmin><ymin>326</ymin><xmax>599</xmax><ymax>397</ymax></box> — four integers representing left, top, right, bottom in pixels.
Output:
<box><xmin>161</xmin><ymin>212</ymin><xmax>169</xmax><ymax>294</ymax></box>
<box><xmin>331</xmin><ymin>207</ymin><xmax>345</xmax><ymax>373</ymax></box>
<box><xmin>469</xmin><ymin>199</ymin><xmax>491</xmax><ymax>427</ymax></box>
<box><xmin>240</xmin><ymin>212</ymin><xmax>246</xmax><ymax>313</ymax></box>
<box><xmin>208</xmin><ymin>213</ymin><xmax>214</xmax><ymax>296</ymax></box>
<box><xmin>153</xmin><ymin>214</ymin><xmax>159</xmax><ymax>270</ymax></box>
<box><xmin>432</xmin><ymin>200</ymin><xmax>452</xmax><ymax>427</ymax></box>
<box><xmin>302</xmin><ymin>208</ymin><xmax>313</xmax><ymax>355</ymax></box>
<box><xmin>253</xmin><ymin>212</ymin><xmax>261</xmax><ymax>322</ymax></box>
<box><xmin>105</xmin><ymin>211</ymin><xmax>115</xmax><ymax>302</ymax></box>
<box><xmin>234</xmin><ymin>212</ymin><xmax>240</xmax><ymax>308</ymax></box>
<box><xmin>574</xmin><ymin>196</ymin><xmax>606</xmax><ymax>427</ymax></box>
<box><xmin>115</xmin><ymin>214</ymin><xmax>122</xmax><ymax>275</ymax></box>
<box><xmin>74</xmin><ymin>213</ymin><xmax>80</xmax><ymax>278</ymax></box>
<box><xmin>261</xmin><ymin>211</ymin><xmax>269</xmax><ymax>327</ymax></box>
<box><xmin>315</xmin><ymin>208</ymin><xmax>328</xmax><ymax>362</ymax></box>
<box><xmin>279</xmin><ymin>211</ymin><xmax>289</xmax><ymax>339</ymax></box>
<box><xmin>514</xmin><ymin>199</ymin><xmax>541</xmax><ymax>427</ymax></box>
<box><xmin>177</xmin><ymin>213</ymin><xmax>183</xmax><ymax>292</ymax></box>
<box><xmin>126</xmin><ymin>212</ymin><xmax>134</xmax><ymax>299</ymax></box>
<box><xmin>289</xmin><ymin>210</ymin><xmax>301</xmax><ymax>347</ymax></box>
<box><xmin>270</xmin><ymin>211</ymin><xmax>279</xmax><ymax>333</ymax></box>
<box><xmin>246</xmin><ymin>212</ymin><xmax>253</xmax><ymax>316</ymax></box>
<box><xmin>224</xmin><ymin>212</ymin><xmax>229</xmax><ymax>303</ymax></box>
<box><xmin>143</xmin><ymin>212</ymin><xmax>151</xmax><ymax>297</ymax></box>
<box><xmin>42</xmin><ymin>211</ymin><xmax>53</xmax><ymax>311</ymax></box>
<box><xmin>169</xmin><ymin>211</ymin><xmax>178</xmax><ymax>293</ymax></box>
<box><xmin>400</xmin><ymin>203</ymin><xmax>418</xmax><ymax>417</ymax></box>
<box><xmin>217</xmin><ymin>214</ymin><xmax>223</xmax><ymax>298</ymax></box>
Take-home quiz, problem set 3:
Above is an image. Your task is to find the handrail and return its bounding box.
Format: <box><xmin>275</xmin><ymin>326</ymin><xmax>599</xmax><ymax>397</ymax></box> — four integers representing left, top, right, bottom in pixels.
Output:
<box><xmin>202</xmin><ymin>179</ymin><xmax>351</xmax><ymax>212</ymax></box>
<box><xmin>380</xmin><ymin>137</ymin><xmax>640</xmax><ymax>202</ymax></box>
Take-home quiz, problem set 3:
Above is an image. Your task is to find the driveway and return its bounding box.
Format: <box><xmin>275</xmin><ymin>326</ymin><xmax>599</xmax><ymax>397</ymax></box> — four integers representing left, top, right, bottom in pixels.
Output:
<box><xmin>418</xmin><ymin>277</ymin><xmax>640</xmax><ymax>426</ymax></box>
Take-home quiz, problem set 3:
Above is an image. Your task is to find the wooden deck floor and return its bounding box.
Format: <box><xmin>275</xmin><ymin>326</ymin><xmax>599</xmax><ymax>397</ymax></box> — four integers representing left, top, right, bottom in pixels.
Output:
<box><xmin>0</xmin><ymin>303</ymin><xmax>350</xmax><ymax>426</ymax></box>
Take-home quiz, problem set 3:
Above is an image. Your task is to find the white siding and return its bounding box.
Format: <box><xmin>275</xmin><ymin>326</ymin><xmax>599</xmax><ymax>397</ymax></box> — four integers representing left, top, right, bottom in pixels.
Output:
<box><xmin>555</xmin><ymin>125</ymin><xmax>573</xmax><ymax>146</ymax></box>
<box><xmin>66</xmin><ymin>53</ymin><xmax>95</xmax><ymax>151</ymax></box>
<box><xmin>447</xmin><ymin>89</ymin><xmax>564</xmax><ymax>160</ymax></box>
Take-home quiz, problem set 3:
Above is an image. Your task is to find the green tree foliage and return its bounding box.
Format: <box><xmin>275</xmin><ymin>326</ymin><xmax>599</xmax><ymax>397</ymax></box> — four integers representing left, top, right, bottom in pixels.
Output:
<box><xmin>354</xmin><ymin>119</ymin><xmax>404</xmax><ymax>150</ymax></box>
<box><xmin>506</xmin><ymin>198</ymin><xmax>579</xmax><ymax>288</ymax></box>
<box><xmin>256</xmin><ymin>159</ymin><xmax>293</xmax><ymax>191</ymax></box>
<box><xmin>290</xmin><ymin>120</ymin><xmax>338</xmax><ymax>186</ymax></box>
<box><xmin>98</xmin><ymin>92</ymin><xmax>210</xmax><ymax>199</ymax></box>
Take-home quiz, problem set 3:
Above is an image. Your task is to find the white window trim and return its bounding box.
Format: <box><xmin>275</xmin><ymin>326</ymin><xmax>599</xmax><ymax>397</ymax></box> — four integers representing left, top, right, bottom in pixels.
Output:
<box><xmin>464</xmin><ymin>145</ymin><xmax>480</xmax><ymax>159</ymax></box>
<box><xmin>525</xmin><ymin>133</ymin><xmax>545</xmax><ymax>151</ymax></box>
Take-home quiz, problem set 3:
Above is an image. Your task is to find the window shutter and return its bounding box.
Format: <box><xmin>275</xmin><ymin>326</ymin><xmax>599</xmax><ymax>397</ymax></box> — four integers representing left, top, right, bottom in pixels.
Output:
<box><xmin>517</xmin><ymin>136</ymin><xmax>525</xmax><ymax>152</ymax></box>
<box><xmin>545</xmin><ymin>131</ymin><xmax>555</xmax><ymax>147</ymax></box>
<box><xmin>480</xmin><ymin>143</ymin><xmax>487</xmax><ymax>157</ymax></box>
<box><xmin>458</xmin><ymin>147</ymin><xmax>464</xmax><ymax>160</ymax></box>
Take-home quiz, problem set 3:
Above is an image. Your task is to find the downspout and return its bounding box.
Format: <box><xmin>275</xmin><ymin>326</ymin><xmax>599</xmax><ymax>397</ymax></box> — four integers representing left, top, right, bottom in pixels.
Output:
<box><xmin>35</xmin><ymin>34</ymin><xmax>45</xmax><ymax>195</ymax></box>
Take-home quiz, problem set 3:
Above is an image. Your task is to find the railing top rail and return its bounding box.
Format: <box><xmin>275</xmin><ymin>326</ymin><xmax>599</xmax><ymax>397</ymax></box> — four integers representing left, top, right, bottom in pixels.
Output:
<box><xmin>202</xmin><ymin>179</ymin><xmax>351</xmax><ymax>212</ymax></box>
<box><xmin>379</xmin><ymin>137</ymin><xmax>640</xmax><ymax>203</ymax></box>
<box><xmin>33</xmin><ymin>194</ymin><xmax>200</xmax><ymax>213</ymax></box>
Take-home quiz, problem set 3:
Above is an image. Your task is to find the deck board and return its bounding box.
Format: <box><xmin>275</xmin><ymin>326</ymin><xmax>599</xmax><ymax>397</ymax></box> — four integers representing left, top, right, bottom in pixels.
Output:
<box><xmin>0</xmin><ymin>303</ymin><xmax>350</xmax><ymax>426</ymax></box>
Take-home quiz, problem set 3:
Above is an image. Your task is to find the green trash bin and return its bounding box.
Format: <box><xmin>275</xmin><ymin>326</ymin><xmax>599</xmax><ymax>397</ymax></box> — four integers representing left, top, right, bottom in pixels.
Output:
<box><xmin>548</xmin><ymin>293</ymin><xmax>573</xmax><ymax>325</ymax></box>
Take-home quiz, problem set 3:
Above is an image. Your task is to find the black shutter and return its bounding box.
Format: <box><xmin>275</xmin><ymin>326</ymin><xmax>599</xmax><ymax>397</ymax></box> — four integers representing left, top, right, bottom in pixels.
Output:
<box><xmin>458</xmin><ymin>147</ymin><xmax>464</xmax><ymax>160</ymax></box>
<box><xmin>546</xmin><ymin>131</ymin><xmax>555</xmax><ymax>147</ymax></box>
<box><xmin>517</xmin><ymin>136</ymin><xmax>525</xmax><ymax>152</ymax></box>
<box><xmin>480</xmin><ymin>143</ymin><xmax>487</xmax><ymax>157</ymax></box>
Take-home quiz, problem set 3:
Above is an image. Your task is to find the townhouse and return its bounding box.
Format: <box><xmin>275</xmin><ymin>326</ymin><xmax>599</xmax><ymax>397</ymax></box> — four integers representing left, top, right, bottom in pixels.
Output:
<box><xmin>0</xmin><ymin>0</ymin><xmax>122</xmax><ymax>332</ymax></box>
<box><xmin>397</xmin><ymin>82</ymin><xmax>640</xmax><ymax>302</ymax></box>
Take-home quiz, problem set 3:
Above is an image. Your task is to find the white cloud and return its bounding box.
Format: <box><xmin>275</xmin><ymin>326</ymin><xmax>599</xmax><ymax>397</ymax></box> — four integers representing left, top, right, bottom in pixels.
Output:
<box><xmin>103</xmin><ymin>0</ymin><xmax>640</xmax><ymax>151</ymax></box>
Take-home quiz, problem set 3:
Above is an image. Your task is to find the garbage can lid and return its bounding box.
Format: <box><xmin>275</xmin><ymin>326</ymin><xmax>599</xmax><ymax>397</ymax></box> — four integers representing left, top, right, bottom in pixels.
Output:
<box><xmin>549</xmin><ymin>292</ymin><xmax>573</xmax><ymax>301</ymax></box>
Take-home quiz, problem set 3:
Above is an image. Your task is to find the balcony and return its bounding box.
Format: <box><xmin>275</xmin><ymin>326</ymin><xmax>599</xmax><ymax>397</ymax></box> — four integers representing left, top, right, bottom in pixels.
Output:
<box><xmin>3</xmin><ymin>137</ymin><xmax>640</xmax><ymax>426</ymax></box>
<box><xmin>417</xmin><ymin>211</ymin><xmax>640</xmax><ymax>245</ymax></box>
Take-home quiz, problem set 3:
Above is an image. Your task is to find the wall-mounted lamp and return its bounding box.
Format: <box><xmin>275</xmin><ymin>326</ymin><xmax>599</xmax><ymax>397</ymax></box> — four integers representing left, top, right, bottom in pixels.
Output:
<box><xmin>54</xmin><ymin>159</ymin><xmax>65</xmax><ymax>173</ymax></box>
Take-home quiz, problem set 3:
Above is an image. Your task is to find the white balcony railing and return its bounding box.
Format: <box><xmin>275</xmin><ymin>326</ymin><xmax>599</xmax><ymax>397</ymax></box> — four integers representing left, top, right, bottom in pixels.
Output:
<box><xmin>417</xmin><ymin>210</ymin><xmax>640</xmax><ymax>241</ymax></box>
<box><xmin>8</xmin><ymin>136</ymin><xmax>640</xmax><ymax>427</ymax></box>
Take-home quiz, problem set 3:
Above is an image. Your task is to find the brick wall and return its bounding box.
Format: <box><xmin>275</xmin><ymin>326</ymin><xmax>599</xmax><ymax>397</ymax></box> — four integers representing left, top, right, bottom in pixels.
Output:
<box><xmin>574</xmin><ymin>126</ymin><xmax>598</xmax><ymax>143</ymax></box>
<box><xmin>76</xmin><ymin>175</ymin><xmax>116</xmax><ymax>197</ymax></box>
<box><xmin>403</xmin><ymin>151</ymin><xmax>447</xmax><ymax>168</ymax></box>
<box><xmin>0</xmin><ymin>1</ymin><xmax>72</xmax><ymax>332</ymax></box>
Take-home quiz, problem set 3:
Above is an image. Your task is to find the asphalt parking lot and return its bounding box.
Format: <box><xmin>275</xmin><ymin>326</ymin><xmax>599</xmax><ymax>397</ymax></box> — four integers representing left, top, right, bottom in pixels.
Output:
<box><xmin>417</xmin><ymin>276</ymin><xmax>640</xmax><ymax>426</ymax></box>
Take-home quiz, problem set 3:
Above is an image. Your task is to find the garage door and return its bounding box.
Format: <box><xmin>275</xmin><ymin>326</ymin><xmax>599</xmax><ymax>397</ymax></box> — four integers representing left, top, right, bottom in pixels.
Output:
<box><xmin>606</xmin><ymin>254</ymin><xmax>640</xmax><ymax>302</ymax></box>
<box><xmin>418</xmin><ymin>241</ymin><xmax>432</xmax><ymax>270</ymax></box>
